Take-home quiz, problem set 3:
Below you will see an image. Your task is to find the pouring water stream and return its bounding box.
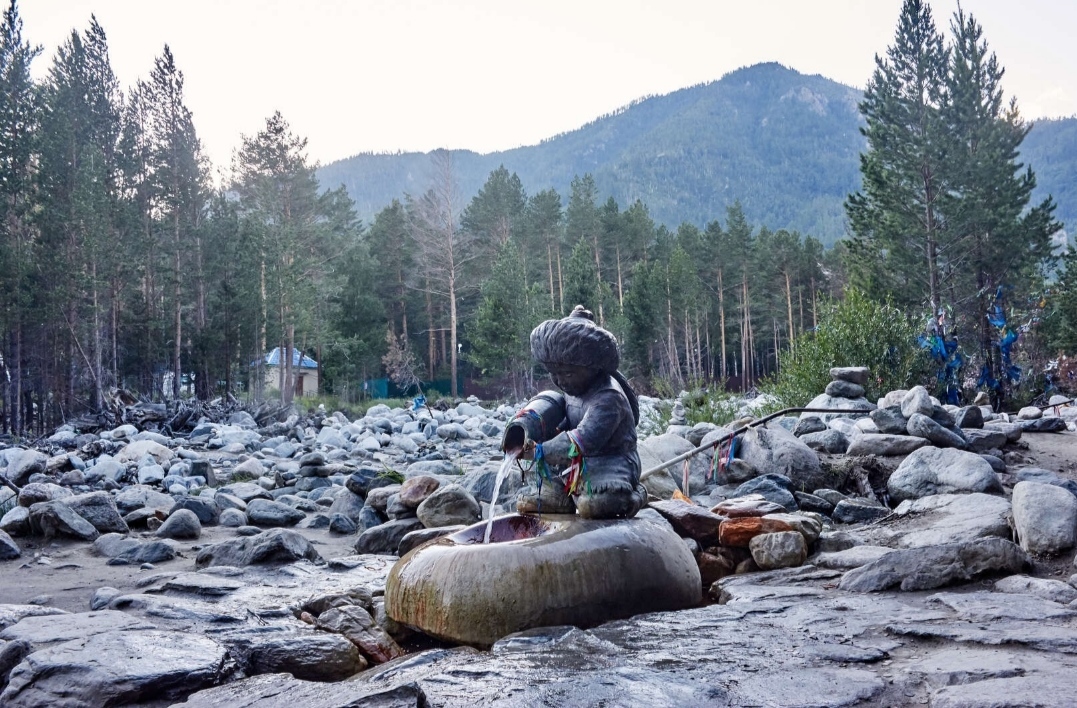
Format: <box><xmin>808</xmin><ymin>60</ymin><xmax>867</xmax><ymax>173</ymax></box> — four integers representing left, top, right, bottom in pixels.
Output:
<box><xmin>484</xmin><ymin>449</ymin><xmax>519</xmax><ymax>543</ymax></box>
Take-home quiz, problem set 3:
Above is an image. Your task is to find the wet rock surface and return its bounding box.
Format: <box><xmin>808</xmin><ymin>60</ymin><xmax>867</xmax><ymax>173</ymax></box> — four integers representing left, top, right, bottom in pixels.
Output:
<box><xmin>0</xmin><ymin>389</ymin><xmax>1075</xmax><ymax>705</ymax></box>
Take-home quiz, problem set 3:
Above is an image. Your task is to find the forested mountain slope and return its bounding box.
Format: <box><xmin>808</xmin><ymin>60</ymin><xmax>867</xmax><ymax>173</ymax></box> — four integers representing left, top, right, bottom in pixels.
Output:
<box><xmin>318</xmin><ymin>62</ymin><xmax>1077</xmax><ymax>247</ymax></box>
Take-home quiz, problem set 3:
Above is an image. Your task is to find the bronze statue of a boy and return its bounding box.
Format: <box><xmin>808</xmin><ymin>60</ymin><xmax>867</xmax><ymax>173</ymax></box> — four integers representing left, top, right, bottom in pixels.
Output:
<box><xmin>514</xmin><ymin>306</ymin><xmax>646</xmax><ymax>519</ymax></box>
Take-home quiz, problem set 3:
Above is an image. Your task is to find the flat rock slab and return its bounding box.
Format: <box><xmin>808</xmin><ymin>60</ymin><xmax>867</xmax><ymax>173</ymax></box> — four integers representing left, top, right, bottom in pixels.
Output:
<box><xmin>864</xmin><ymin>493</ymin><xmax>1011</xmax><ymax>549</ymax></box>
<box><xmin>887</xmin><ymin>618</ymin><xmax>1077</xmax><ymax>654</ymax></box>
<box><xmin>839</xmin><ymin>537</ymin><xmax>1030</xmax><ymax>592</ymax></box>
<box><xmin>0</xmin><ymin>605</ymin><xmax>68</xmax><ymax>631</ymax></box>
<box><xmin>732</xmin><ymin>667</ymin><xmax>884</xmax><ymax>707</ymax></box>
<box><xmin>179</xmin><ymin>673</ymin><xmax>429</xmax><ymax>708</ymax></box>
<box><xmin>931</xmin><ymin>674</ymin><xmax>1077</xmax><ymax>708</ymax></box>
<box><xmin>810</xmin><ymin>546</ymin><xmax>894</xmax><ymax>570</ymax></box>
<box><xmin>0</xmin><ymin>610</ymin><xmax>154</xmax><ymax>646</ymax></box>
<box><xmin>0</xmin><ymin>630</ymin><xmax>228</xmax><ymax>706</ymax></box>
<box><xmin>928</xmin><ymin>591</ymin><xmax>1076</xmax><ymax>622</ymax></box>
<box><xmin>162</xmin><ymin>572</ymin><xmax>247</xmax><ymax>596</ymax></box>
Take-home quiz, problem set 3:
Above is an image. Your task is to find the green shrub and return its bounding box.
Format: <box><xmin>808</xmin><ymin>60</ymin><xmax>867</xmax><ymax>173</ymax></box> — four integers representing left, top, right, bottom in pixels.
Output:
<box><xmin>681</xmin><ymin>384</ymin><xmax>741</xmax><ymax>427</ymax></box>
<box><xmin>763</xmin><ymin>289</ymin><xmax>928</xmax><ymax>408</ymax></box>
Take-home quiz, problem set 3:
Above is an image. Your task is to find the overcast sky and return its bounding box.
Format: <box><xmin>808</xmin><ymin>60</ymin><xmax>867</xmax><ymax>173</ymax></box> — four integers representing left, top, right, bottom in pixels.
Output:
<box><xmin>21</xmin><ymin>1</ymin><xmax>1077</xmax><ymax>172</ymax></box>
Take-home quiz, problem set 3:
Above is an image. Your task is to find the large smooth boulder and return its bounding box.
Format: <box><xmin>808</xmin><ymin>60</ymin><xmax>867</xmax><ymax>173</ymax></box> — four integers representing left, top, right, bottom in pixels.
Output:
<box><xmin>156</xmin><ymin>509</ymin><xmax>202</xmax><ymax>540</ymax></box>
<box><xmin>887</xmin><ymin>447</ymin><xmax>1002</xmax><ymax>502</ymax></box>
<box><xmin>839</xmin><ymin>538</ymin><xmax>1029</xmax><ymax>592</ymax></box>
<box><xmin>0</xmin><ymin>630</ymin><xmax>228</xmax><ymax>706</ymax></box>
<box><xmin>734</xmin><ymin>424</ymin><xmax>829</xmax><ymax>492</ymax></box>
<box><xmin>1011</xmin><ymin>481</ymin><xmax>1077</xmax><ymax>554</ymax></box>
<box><xmin>869</xmin><ymin>407</ymin><xmax>908</xmax><ymax>435</ymax></box>
<box><xmin>386</xmin><ymin>514</ymin><xmax>700</xmax><ymax>646</ymax></box>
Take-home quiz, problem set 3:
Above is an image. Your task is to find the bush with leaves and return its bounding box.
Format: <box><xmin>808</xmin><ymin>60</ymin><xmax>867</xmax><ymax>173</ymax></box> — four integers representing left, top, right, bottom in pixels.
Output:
<box><xmin>763</xmin><ymin>289</ymin><xmax>928</xmax><ymax>407</ymax></box>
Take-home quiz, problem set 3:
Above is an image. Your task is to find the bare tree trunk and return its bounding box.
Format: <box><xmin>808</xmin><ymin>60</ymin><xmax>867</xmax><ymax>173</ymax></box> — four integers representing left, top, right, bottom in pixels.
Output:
<box><xmin>450</xmin><ymin>274</ymin><xmax>459</xmax><ymax>398</ymax></box>
<box><xmin>91</xmin><ymin>261</ymin><xmax>104</xmax><ymax>411</ymax></box>
<box><xmin>556</xmin><ymin>246</ymin><xmax>564</xmax><ymax>314</ymax></box>
<box><xmin>257</xmin><ymin>255</ymin><xmax>267</xmax><ymax>399</ymax></box>
<box><xmin>616</xmin><ymin>245</ymin><xmax>624</xmax><ymax>312</ymax></box>
<box><xmin>172</xmin><ymin>219</ymin><xmax>182</xmax><ymax>400</ymax></box>
<box><xmin>811</xmin><ymin>277</ymin><xmax>818</xmax><ymax>330</ymax></box>
<box><xmin>718</xmin><ymin>269</ymin><xmax>727</xmax><ymax>380</ymax></box>
<box><xmin>547</xmin><ymin>243</ymin><xmax>556</xmax><ymax>313</ymax></box>
<box><xmin>784</xmin><ymin>270</ymin><xmax>795</xmax><ymax>354</ymax></box>
<box><xmin>425</xmin><ymin>285</ymin><xmax>435</xmax><ymax>380</ymax></box>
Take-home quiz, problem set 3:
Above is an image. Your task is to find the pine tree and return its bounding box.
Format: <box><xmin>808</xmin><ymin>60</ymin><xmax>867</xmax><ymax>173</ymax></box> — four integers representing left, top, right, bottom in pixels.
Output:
<box><xmin>145</xmin><ymin>45</ymin><xmax>207</xmax><ymax>399</ymax></box>
<box><xmin>0</xmin><ymin>0</ymin><xmax>39</xmax><ymax>432</ymax></box>
<box><xmin>940</xmin><ymin>7</ymin><xmax>1059</xmax><ymax>404</ymax></box>
<box><xmin>845</xmin><ymin>0</ymin><xmax>950</xmax><ymax>317</ymax></box>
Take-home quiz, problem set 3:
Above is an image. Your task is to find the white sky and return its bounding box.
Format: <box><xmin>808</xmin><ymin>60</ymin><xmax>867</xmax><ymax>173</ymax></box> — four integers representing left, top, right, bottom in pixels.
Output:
<box><xmin>21</xmin><ymin>0</ymin><xmax>1077</xmax><ymax>172</ymax></box>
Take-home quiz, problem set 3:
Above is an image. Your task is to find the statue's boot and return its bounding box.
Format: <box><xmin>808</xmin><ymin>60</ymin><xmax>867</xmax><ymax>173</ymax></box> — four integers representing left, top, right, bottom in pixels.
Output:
<box><xmin>575</xmin><ymin>483</ymin><xmax>647</xmax><ymax>519</ymax></box>
<box><xmin>516</xmin><ymin>479</ymin><xmax>576</xmax><ymax>515</ymax></box>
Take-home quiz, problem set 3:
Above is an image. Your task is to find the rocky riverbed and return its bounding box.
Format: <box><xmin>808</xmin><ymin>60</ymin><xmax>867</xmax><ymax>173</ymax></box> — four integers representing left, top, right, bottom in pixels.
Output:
<box><xmin>1</xmin><ymin>376</ymin><xmax>1077</xmax><ymax>707</ymax></box>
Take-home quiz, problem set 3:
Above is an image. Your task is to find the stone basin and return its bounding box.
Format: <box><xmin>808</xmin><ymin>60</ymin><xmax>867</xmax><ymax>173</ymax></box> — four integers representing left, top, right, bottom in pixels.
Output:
<box><xmin>385</xmin><ymin>513</ymin><xmax>702</xmax><ymax>646</ymax></box>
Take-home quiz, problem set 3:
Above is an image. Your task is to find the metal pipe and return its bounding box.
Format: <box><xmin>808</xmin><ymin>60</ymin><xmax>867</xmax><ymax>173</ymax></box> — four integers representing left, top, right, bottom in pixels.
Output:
<box><xmin>640</xmin><ymin>407</ymin><xmax>866</xmax><ymax>478</ymax></box>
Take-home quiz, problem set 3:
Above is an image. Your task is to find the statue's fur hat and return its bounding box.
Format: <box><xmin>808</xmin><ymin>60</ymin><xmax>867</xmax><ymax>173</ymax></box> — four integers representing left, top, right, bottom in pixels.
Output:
<box><xmin>530</xmin><ymin>305</ymin><xmax>619</xmax><ymax>373</ymax></box>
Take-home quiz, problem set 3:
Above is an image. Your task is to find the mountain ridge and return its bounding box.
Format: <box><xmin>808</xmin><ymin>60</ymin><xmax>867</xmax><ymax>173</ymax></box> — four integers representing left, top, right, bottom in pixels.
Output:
<box><xmin>317</xmin><ymin>62</ymin><xmax>1076</xmax><ymax>247</ymax></box>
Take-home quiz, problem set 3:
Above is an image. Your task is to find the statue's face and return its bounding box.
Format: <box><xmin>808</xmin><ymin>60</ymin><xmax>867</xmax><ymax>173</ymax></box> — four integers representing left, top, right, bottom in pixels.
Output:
<box><xmin>547</xmin><ymin>363</ymin><xmax>598</xmax><ymax>396</ymax></box>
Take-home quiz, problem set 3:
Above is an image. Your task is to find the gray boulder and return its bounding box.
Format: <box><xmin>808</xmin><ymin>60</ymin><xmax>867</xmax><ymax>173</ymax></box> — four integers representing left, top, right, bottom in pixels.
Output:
<box><xmin>220</xmin><ymin>509</ymin><xmax>248</xmax><ymax>527</ymax></box>
<box><xmin>28</xmin><ymin>502</ymin><xmax>98</xmax><ymax>541</ymax></box>
<box><xmin>869</xmin><ymin>406</ymin><xmax>908</xmax><ymax>435</ymax></box>
<box><xmin>57</xmin><ymin>492</ymin><xmax>127</xmax><ymax>534</ymax></box>
<box><xmin>872</xmin><ymin>493</ymin><xmax>1012</xmax><ymax>549</ymax></box>
<box><xmin>416</xmin><ymin>484</ymin><xmax>481</xmax><ymax>528</ymax></box>
<box><xmin>246</xmin><ymin>499</ymin><xmax>305</xmax><ymax>527</ymax></box>
<box><xmin>637</xmin><ymin>433</ymin><xmax>710</xmax><ymax>494</ymax></box>
<box><xmin>833</xmin><ymin>498</ymin><xmax>891</xmax><ymax>524</ymax></box>
<box><xmin>887</xmin><ymin>447</ymin><xmax>1002</xmax><ymax>502</ymax></box>
<box><xmin>732</xmin><ymin>474</ymin><xmax>797</xmax><ymax>512</ymax></box>
<box><xmin>355</xmin><ymin>518</ymin><xmax>424</xmax><ymax>555</ymax></box>
<box><xmin>1011</xmin><ymin>481</ymin><xmax>1077</xmax><ymax>554</ymax></box>
<box><xmin>734</xmin><ymin>423</ymin><xmax>828</xmax><ymax>492</ymax></box>
<box><xmin>962</xmin><ymin>428</ymin><xmax>1009</xmax><ymax>453</ymax></box>
<box><xmin>830</xmin><ymin>366</ymin><xmax>870</xmax><ymax>385</ymax></box>
<box><xmin>169</xmin><ymin>497</ymin><xmax>220</xmax><ymax>526</ymax></box>
<box><xmin>246</xmin><ymin>633</ymin><xmax>365</xmax><ymax>681</ymax></box>
<box><xmin>846</xmin><ymin>434</ymin><xmax>927</xmax><ymax>457</ymax></box>
<box><xmin>900</xmin><ymin>386</ymin><xmax>934</xmax><ymax>419</ymax></box>
<box><xmin>792</xmin><ymin>416</ymin><xmax>826</xmax><ymax>437</ymax></box>
<box><xmin>799</xmin><ymin>429</ymin><xmax>849</xmax><ymax>454</ymax></box>
<box><xmin>328</xmin><ymin>489</ymin><xmax>366</xmax><ymax>522</ymax></box>
<box><xmin>195</xmin><ymin>528</ymin><xmax>322</xmax><ymax>568</ymax></box>
<box><xmin>994</xmin><ymin>575</ymin><xmax>1077</xmax><ymax>604</ymax></box>
<box><xmin>839</xmin><ymin>537</ymin><xmax>1030</xmax><ymax>592</ymax></box>
<box><xmin>749</xmin><ymin>531</ymin><xmax>807</xmax><ymax>570</ymax></box>
<box><xmin>1019</xmin><ymin>417</ymin><xmax>1068</xmax><ymax>433</ymax></box>
<box><xmin>0</xmin><ymin>507</ymin><xmax>30</xmax><ymax>536</ymax></box>
<box><xmin>906</xmin><ymin>413</ymin><xmax>966</xmax><ymax>448</ymax></box>
<box><xmin>954</xmin><ymin>406</ymin><xmax>984</xmax><ymax>429</ymax></box>
<box><xmin>5</xmin><ymin>450</ymin><xmax>46</xmax><ymax>486</ymax></box>
<box><xmin>825</xmin><ymin>380</ymin><xmax>865</xmax><ymax>399</ymax></box>
<box><xmin>0</xmin><ymin>530</ymin><xmax>20</xmax><ymax>560</ymax></box>
<box><xmin>156</xmin><ymin>509</ymin><xmax>201</xmax><ymax>540</ymax></box>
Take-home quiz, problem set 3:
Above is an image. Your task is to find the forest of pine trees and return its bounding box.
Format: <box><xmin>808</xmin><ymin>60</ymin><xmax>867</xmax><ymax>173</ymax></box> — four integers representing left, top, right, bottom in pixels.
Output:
<box><xmin>1</xmin><ymin>0</ymin><xmax>1075</xmax><ymax>436</ymax></box>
